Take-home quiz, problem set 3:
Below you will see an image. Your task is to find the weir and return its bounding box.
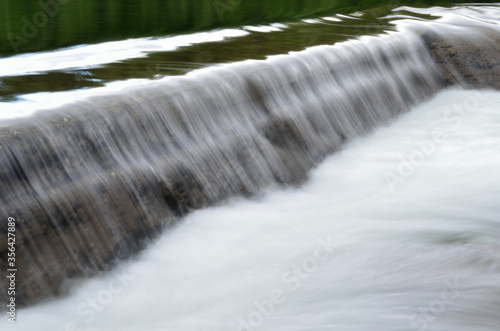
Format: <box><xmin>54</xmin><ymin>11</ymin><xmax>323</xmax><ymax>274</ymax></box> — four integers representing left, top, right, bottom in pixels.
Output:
<box><xmin>1</xmin><ymin>17</ymin><xmax>500</xmax><ymax>306</ymax></box>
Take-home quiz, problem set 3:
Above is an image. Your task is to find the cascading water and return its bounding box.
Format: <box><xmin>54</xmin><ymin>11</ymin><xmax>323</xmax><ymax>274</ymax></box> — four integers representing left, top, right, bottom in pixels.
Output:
<box><xmin>0</xmin><ymin>4</ymin><xmax>499</xmax><ymax>330</ymax></box>
<box><xmin>0</xmin><ymin>31</ymin><xmax>444</xmax><ymax>305</ymax></box>
<box><xmin>2</xmin><ymin>88</ymin><xmax>500</xmax><ymax>331</ymax></box>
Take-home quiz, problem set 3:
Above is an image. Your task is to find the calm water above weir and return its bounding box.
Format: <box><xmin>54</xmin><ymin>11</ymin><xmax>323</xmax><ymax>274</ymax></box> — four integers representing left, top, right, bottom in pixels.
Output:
<box><xmin>0</xmin><ymin>2</ymin><xmax>496</xmax><ymax>104</ymax></box>
<box><xmin>0</xmin><ymin>0</ymin><xmax>485</xmax><ymax>55</ymax></box>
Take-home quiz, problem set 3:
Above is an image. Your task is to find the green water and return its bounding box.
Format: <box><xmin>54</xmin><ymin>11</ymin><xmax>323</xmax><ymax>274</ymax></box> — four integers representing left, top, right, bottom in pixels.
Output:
<box><xmin>0</xmin><ymin>1</ymin><xmax>497</xmax><ymax>104</ymax></box>
<box><xmin>0</xmin><ymin>6</ymin><xmax>404</xmax><ymax>102</ymax></box>
<box><xmin>0</xmin><ymin>0</ymin><xmax>487</xmax><ymax>55</ymax></box>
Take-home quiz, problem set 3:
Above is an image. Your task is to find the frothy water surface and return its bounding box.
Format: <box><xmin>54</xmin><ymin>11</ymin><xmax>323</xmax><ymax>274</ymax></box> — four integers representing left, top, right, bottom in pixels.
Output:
<box><xmin>6</xmin><ymin>89</ymin><xmax>500</xmax><ymax>330</ymax></box>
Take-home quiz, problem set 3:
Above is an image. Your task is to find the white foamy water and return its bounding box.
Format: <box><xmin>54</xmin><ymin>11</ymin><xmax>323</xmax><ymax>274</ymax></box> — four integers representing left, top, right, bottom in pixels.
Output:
<box><xmin>6</xmin><ymin>89</ymin><xmax>500</xmax><ymax>330</ymax></box>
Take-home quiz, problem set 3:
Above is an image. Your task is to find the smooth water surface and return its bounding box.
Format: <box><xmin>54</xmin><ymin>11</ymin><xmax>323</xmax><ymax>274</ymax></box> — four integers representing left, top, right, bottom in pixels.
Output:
<box><xmin>0</xmin><ymin>0</ymin><xmax>476</xmax><ymax>55</ymax></box>
<box><xmin>2</xmin><ymin>4</ymin><xmax>498</xmax><ymax>103</ymax></box>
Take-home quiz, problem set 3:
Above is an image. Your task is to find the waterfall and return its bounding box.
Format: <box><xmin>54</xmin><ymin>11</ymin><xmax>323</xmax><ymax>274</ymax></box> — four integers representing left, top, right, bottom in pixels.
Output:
<box><xmin>1</xmin><ymin>13</ymin><xmax>500</xmax><ymax>306</ymax></box>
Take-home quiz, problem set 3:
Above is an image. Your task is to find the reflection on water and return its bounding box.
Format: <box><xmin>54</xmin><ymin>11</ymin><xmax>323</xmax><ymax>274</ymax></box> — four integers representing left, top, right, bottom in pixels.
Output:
<box><xmin>0</xmin><ymin>0</ymin><xmax>405</xmax><ymax>55</ymax></box>
<box><xmin>0</xmin><ymin>4</ymin><xmax>434</xmax><ymax>103</ymax></box>
<box><xmin>3</xmin><ymin>1</ymin><xmax>474</xmax><ymax>55</ymax></box>
<box><xmin>3</xmin><ymin>2</ymin><xmax>499</xmax><ymax>103</ymax></box>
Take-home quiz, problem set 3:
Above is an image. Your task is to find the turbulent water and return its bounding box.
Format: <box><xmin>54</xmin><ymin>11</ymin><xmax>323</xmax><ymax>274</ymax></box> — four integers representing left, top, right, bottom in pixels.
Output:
<box><xmin>3</xmin><ymin>89</ymin><xmax>499</xmax><ymax>331</ymax></box>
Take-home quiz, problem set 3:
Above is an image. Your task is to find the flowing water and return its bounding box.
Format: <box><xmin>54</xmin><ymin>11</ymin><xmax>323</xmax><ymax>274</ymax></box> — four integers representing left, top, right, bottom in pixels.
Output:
<box><xmin>1</xmin><ymin>3</ymin><xmax>500</xmax><ymax>330</ymax></box>
<box><xmin>2</xmin><ymin>89</ymin><xmax>500</xmax><ymax>330</ymax></box>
